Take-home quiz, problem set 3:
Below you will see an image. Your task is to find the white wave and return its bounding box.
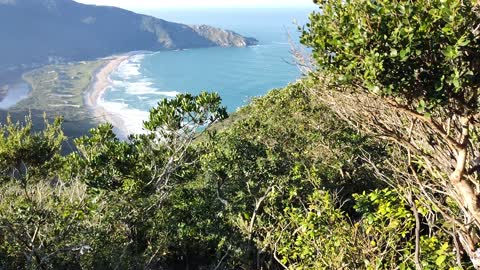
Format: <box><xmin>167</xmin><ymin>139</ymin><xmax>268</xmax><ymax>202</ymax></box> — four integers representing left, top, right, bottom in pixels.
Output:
<box><xmin>118</xmin><ymin>80</ymin><xmax>180</xmax><ymax>97</ymax></box>
<box><xmin>116</xmin><ymin>62</ymin><xmax>141</xmax><ymax>78</ymax></box>
<box><xmin>147</xmin><ymin>99</ymin><xmax>161</xmax><ymax>107</ymax></box>
<box><xmin>114</xmin><ymin>54</ymin><xmax>146</xmax><ymax>79</ymax></box>
<box><xmin>112</xmin><ymin>98</ymin><xmax>126</xmax><ymax>102</ymax></box>
<box><xmin>97</xmin><ymin>97</ymin><xmax>149</xmax><ymax>136</ymax></box>
<box><xmin>110</xmin><ymin>69</ymin><xmax>180</xmax><ymax>97</ymax></box>
<box><xmin>124</xmin><ymin>81</ymin><xmax>154</xmax><ymax>95</ymax></box>
<box><xmin>97</xmin><ymin>53</ymin><xmax>182</xmax><ymax>137</ymax></box>
<box><xmin>130</xmin><ymin>54</ymin><xmax>146</xmax><ymax>63</ymax></box>
<box><xmin>128</xmin><ymin>84</ymin><xmax>178</xmax><ymax>96</ymax></box>
<box><xmin>110</xmin><ymin>79</ymin><xmax>127</xmax><ymax>87</ymax></box>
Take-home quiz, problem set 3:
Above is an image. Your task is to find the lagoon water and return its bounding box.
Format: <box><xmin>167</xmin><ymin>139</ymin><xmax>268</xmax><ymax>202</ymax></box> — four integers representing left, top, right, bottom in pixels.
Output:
<box><xmin>100</xmin><ymin>8</ymin><xmax>314</xmax><ymax>134</ymax></box>
<box><xmin>0</xmin><ymin>82</ymin><xmax>30</xmax><ymax>110</ymax></box>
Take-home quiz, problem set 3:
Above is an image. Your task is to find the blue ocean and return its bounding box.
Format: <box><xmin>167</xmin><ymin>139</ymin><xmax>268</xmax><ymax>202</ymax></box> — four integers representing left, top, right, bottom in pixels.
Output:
<box><xmin>100</xmin><ymin>8</ymin><xmax>314</xmax><ymax>134</ymax></box>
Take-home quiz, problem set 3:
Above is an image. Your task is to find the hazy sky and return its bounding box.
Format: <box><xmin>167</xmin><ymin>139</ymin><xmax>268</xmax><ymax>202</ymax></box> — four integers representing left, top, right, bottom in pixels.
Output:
<box><xmin>74</xmin><ymin>0</ymin><xmax>315</xmax><ymax>9</ymax></box>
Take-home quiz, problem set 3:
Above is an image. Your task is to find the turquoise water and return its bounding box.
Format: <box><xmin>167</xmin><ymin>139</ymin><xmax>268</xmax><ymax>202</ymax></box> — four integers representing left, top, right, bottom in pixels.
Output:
<box><xmin>100</xmin><ymin>8</ymin><xmax>314</xmax><ymax>134</ymax></box>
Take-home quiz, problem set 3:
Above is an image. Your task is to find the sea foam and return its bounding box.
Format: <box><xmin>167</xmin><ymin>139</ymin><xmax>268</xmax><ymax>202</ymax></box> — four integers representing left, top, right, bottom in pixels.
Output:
<box><xmin>116</xmin><ymin>56</ymin><xmax>143</xmax><ymax>78</ymax></box>
<box><xmin>98</xmin><ymin>54</ymin><xmax>181</xmax><ymax>137</ymax></box>
<box><xmin>97</xmin><ymin>95</ymin><xmax>149</xmax><ymax>136</ymax></box>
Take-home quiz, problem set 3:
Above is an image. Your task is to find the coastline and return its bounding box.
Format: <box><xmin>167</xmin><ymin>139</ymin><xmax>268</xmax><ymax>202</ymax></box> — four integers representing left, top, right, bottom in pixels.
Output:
<box><xmin>0</xmin><ymin>69</ymin><xmax>32</xmax><ymax>109</ymax></box>
<box><xmin>84</xmin><ymin>54</ymin><xmax>132</xmax><ymax>139</ymax></box>
<box><xmin>0</xmin><ymin>82</ymin><xmax>30</xmax><ymax>110</ymax></box>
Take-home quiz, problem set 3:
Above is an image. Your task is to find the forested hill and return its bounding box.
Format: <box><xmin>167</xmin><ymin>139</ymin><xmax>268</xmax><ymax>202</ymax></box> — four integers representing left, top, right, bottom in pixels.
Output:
<box><xmin>0</xmin><ymin>0</ymin><xmax>258</xmax><ymax>71</ymax></box>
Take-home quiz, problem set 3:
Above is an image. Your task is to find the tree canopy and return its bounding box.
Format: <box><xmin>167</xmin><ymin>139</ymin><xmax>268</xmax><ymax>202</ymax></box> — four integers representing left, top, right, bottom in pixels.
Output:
<box><xmin>302</xmin><ymin>0</ymin><xmax>480</xmax><ymax>267</ymax></box>
<box><xmin>302</xmin><ymin>0</ymin><xmax>480</xmax><ymax>114</ymax></box>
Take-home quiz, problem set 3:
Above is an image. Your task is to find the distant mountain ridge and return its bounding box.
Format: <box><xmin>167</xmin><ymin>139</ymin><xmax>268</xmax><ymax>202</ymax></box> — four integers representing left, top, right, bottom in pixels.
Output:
<box><xmin>0</xmin><ymin>0</ymin><xmax>258</xmax><ymax>71</ymax></box>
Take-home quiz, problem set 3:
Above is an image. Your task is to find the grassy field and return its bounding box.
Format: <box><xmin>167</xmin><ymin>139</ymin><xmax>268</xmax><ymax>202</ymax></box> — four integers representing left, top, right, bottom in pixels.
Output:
<box><xmin>0</xmin><ymin>60</ymin><xmax>106</xmax><ymax>140</ymax></box>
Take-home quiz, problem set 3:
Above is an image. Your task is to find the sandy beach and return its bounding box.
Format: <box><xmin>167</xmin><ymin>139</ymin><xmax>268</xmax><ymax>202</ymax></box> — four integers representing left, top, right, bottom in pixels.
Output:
<box><xmin>85</xmin><ymin>54</ymin><xmax>130</xmax><ymax>139</ymax></box>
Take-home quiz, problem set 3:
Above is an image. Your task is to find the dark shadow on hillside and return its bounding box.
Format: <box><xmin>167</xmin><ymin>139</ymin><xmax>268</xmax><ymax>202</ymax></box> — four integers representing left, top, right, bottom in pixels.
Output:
<box><xmin>0</xmin><ymin>109</ymin><xmax>97</xmax><ymax>154</ymax></box>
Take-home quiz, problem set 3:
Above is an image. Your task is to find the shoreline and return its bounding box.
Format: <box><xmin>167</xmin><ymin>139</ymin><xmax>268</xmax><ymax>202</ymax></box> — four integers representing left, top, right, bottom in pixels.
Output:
<box><xmin>0</xmin><ymin>69</ymin><xmax>33</xmax><ymax>109</ymax></box>
<box><xmin>0</xmin><ymin>82</ymin><xmax>30</xmax><ymax>110</ymax></box>
<box><xmin>84</xmin><ymin>54</ymin><xmax>133</xmax><ymax>139</ymax></box>
<box><xmin>1</xmin><ymin>52</ymin><xmax>148</xmax><ymax>138</ymax></box>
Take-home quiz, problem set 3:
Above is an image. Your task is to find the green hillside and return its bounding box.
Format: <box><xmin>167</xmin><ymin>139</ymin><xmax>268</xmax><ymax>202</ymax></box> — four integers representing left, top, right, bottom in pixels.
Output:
<box><xmin>0</xmin><ymin>0</ymin><xmax>257</xmax><ymax>72</ymax></box>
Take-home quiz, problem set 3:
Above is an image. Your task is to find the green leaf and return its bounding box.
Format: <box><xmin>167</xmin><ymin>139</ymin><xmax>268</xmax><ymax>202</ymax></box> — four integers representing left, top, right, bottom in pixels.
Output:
<box><xmin>441</xmin><ymin>45</ymin><xmax>458</xmax><ymax>60</ymax></box>
<box><xmin>417</xmin><ymin>100</ymin><xmax>426</xmax><ymax>113</ymax></box>
<box><xmin>390</xmin><ymin>48</ymin><xmax>398</xmax><ymax>57</ymax></box>
<box><xmin>399</xmin><ymin>47</ymin><xmax>410</xmax><ymax>61</ymax></box>
<box><xmin>436</xmin><ymin>255</ymin><xmax>447</xmax><ymax>266</ymax></box>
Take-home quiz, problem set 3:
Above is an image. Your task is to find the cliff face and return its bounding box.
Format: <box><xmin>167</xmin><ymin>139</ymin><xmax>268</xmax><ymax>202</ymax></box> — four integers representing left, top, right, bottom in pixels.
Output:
<box><xmin>0</xmin><ymin>0</ymin><xmax>258</xmax><ymax>70</ymax></box>
<box><xmin>191</xmin><ymin>25</ymin><xmax>259</xmax><ymax>47</ymax></box>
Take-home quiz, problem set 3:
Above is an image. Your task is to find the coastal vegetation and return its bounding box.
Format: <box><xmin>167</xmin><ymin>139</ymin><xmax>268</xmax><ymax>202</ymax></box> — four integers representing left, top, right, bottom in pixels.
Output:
<box><xmin>1</xmin><ymin>0</ymin><xmax>480</xmax><ymax>269</ymax></box>
<box><xmin>19</xmin><ymin>61</ymin><xmax>103</xmax><ymax>116</ymax></box>
<box><xmin>0</xmin><ymin>60</ymin><xmax>105</xmax><ymax>139</ymax></box>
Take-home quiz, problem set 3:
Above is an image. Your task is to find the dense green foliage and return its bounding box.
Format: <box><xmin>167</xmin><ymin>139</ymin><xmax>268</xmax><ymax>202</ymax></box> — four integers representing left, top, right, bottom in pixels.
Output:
<box><xmin>302</xmin><ymin>0</ymin><xmax>480</xmax><ymax>113</ymax></box>
<box><xmin>2</xmin><ymin>0</ymin><xmax>480</xmax><ymax>268</ymax></box>
<box><xmin>299</xmin><ymin>0</ymin><xmax>480</xmax><ymax>268</ymax></box>
<box><xmin>0</xmin><ymin>83</ymin><xmax>469</xmax><ymax>269</ymax></box>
